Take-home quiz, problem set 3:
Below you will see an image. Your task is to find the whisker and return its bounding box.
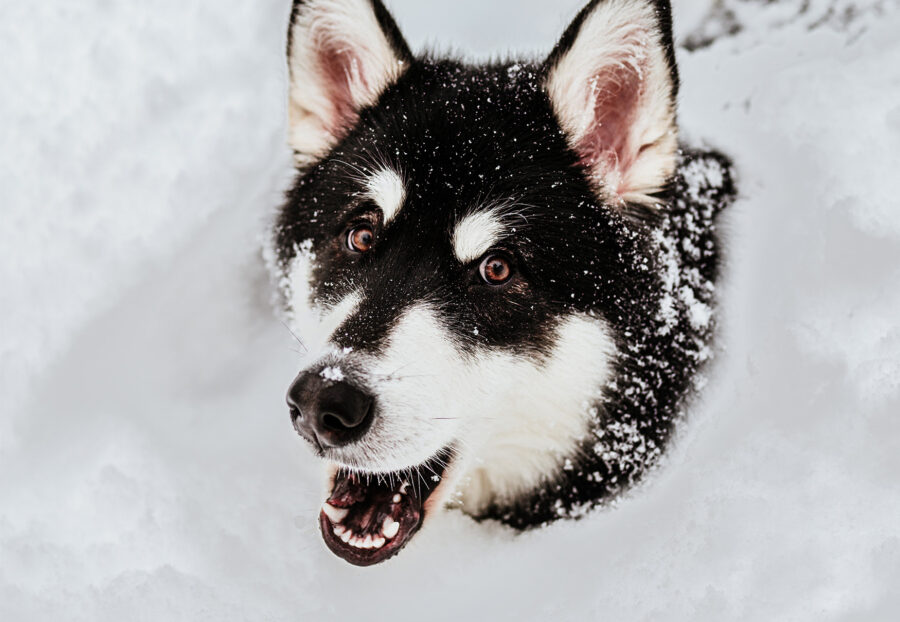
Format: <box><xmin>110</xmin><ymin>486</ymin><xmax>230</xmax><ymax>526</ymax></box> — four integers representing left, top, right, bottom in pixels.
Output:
<box><xmin>331</xmin><ymin>158</ymin><xmax>370</xmax><ymax>184</ymax></box>
<box><xmin>422</xmin><ymin>461</ymin><xmax>439</xmax><ymax>479</ymax></box>
<box><xmin>280</xmin><ymin>321</ymin><xmax>308</xmax><ymax>352</ymax></box>
<box><xmin>370</xmin><ymin>362</ymin><xmax>416</xmax><ymax>382</ymax></box>
<box><xmin>415</xmin><ymin>467</ymin><xmax>426</xmax><ymax>496</ymax></box>
<box><xmin>374</xmin><ymin>373</ymin><xmax>438</xmax><ymax>382</ymax></box>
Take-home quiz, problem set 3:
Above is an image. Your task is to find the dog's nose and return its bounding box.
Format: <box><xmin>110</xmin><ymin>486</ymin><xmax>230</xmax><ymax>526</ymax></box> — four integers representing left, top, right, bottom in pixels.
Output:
<box><xmin>287</xmin><ymin>372</ymin><xmax>374</xmax><ymax>448</ymax></box>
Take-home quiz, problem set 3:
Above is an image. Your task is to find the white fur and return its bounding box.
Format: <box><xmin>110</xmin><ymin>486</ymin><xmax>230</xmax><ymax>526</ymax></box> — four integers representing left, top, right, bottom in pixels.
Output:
<box><xmin>287</xmin><ymin>0</ymin><xmax>407</xmax><ymax>165</ymax></box>
<box><xmin>300</xmin><ymin>291</ymin><xmax>362</xmax><ymax>368</ymax></box>
<box><xmin>452</xmin><ymin>209</ymin><xmax>505</xmax><ymax>263</ymax></box>
<box><xmin>319</xmin><ymin>304</ymin><xmax>468</xmax><ymax>472</ymax></box>
<box><xmin>452</xmin><ymin>316</ymin><xmax>617</xmax><ymax>513</ymax></box>
<box><xmin>308</xmin><ymin>303</ymin><xmax>616</xmax><ymax>513</ymax></box>
<box><xmin>285</xmin><ymin>242</ymin><xmax>362</xmax><ymax>365</ymax></box>
<box><xmin>285</xmin><ymin>240</ymin><xmax>320</xmax><ymax>335</ymax></box>
<box><xmin>366</xmin><ymin>168</ymin><xmax>406</xmax><ymax>224</ymax></box>
<box><xmin>546</xmin><ymin>0</ymin><xmax>677</xmax><ymax>205</ymax></box>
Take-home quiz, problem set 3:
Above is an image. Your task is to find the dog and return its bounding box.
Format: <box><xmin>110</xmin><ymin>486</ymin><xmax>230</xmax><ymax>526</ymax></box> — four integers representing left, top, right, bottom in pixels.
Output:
<box><xmin>269</xmin><ymin>0</ymin><xmax>735</xmax><ymax>566</ymax></box>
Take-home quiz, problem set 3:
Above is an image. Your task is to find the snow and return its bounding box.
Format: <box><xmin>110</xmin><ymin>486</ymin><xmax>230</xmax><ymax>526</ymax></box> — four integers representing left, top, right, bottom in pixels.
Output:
<box><xmin>2</xmin><ymin>1</ymin><xmax>900</xmax><ymax>620</ymax></box>
<box><xmin>320</xmin><ymin>367</ymin><xmax>346</xmax><ymax>383</ymax></box>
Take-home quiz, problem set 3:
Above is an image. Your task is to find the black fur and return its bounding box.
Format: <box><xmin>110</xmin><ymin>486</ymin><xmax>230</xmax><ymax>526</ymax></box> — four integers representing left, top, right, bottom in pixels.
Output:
<box><xmin>276</xmin><ymin>0</ymin><xmax>736</xmax><ymax>529</ymax></box>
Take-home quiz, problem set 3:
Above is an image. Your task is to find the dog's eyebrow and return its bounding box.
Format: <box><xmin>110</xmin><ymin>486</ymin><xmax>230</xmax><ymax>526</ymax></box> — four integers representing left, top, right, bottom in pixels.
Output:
<box><xmin>365</xmin><ymin>168</ymin><xmax>406</xmax><ymax>225</ymax></box>
<box><xmin>452</xmin><ymin>208</ymin><xmax>507</xmax><ymax>264</ymax></box>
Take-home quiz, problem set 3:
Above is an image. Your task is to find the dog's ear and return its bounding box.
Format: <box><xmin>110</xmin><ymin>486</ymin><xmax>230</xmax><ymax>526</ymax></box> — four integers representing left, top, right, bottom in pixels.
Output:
<box><xmin>544</xmin><ymin>0</ymin><xmax>679</xmax><ymax>207</ymax></box>
<box><xmin>287</xmin><ymin>0</ymin><xmax>412</xmax><ymax>165</ymax></box>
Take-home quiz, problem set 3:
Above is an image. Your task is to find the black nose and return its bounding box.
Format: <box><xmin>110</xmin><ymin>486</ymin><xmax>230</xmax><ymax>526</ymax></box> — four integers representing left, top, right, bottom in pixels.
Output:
<box><xmin>287</xmin><ymin>371</ymin><xmax>374</xmax><ymax>448</ymax></box>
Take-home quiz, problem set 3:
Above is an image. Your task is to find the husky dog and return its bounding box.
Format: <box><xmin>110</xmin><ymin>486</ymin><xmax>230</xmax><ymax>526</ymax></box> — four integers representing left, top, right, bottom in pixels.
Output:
<box><xmin>270</xmin><ymin>0</ymin><xmax>735</xmax><ymax>566</ymax></box>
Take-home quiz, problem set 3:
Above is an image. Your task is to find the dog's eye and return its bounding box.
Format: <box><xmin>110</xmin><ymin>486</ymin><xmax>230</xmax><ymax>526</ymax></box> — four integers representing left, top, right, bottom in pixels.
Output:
<box><xmin>479</xmin><ymin>254</ymin><xmax>513</xmax><ymax>286</ymax></box>
<box><xmin>347</xmin><ymin>226</ymin><xmax>375</xmax><ymax>253</ymax></box>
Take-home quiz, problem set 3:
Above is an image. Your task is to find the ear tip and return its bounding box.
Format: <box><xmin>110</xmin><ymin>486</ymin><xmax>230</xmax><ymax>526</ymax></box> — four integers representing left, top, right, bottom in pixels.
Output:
<box><xmin>289</xmin><ymin>0</ymin><xmax>413</xmax><ymax>61</ymax></box>
<box><xmin>544</xmin><ymin>0</ymin><xmax>677</xmax><ymax>68</ymax></box>
<box><xmin>544</xmin><ymin>0</ymin><xmax>680</xmax><ymax>206</ymax></box>
<box><xmin>286</xmin><ymin>0</ymin><xmax>412</xmax><ymax>160</ymax></box>
<box><xmin>369</xmin><ymin>0</ymin><xmax>414</xmax><ymax>61</ymax></box>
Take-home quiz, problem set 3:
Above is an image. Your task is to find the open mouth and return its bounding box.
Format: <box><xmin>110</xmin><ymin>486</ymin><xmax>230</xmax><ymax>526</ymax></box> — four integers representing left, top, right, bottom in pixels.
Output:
<box><xmin>319</xmin><ymin>450</ymin><xmax>452</xmax><ymax>566</ymax></box>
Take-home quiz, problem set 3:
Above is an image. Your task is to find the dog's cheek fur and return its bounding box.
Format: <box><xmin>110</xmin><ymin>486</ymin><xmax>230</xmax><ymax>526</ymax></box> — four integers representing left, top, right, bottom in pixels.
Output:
<box><xmin>450</xmin><ymin>314</ymin><xmax>618</xmax><ymax>515</ymax></box>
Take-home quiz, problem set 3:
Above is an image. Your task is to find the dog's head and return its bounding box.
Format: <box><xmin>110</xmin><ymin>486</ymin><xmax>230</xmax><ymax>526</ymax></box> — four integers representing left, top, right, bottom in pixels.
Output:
<box><xmin>275</xmin><ymin>0</ymin><xmax>679</xmax><ymax>566</ymax></box>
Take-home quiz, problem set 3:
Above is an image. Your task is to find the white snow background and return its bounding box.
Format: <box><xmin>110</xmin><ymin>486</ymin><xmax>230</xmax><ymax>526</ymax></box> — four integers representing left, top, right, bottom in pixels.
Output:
<box><xmin>2</xmin><ymin>0</ymin><xmax>900</xmax><ymax>619</ymax></box>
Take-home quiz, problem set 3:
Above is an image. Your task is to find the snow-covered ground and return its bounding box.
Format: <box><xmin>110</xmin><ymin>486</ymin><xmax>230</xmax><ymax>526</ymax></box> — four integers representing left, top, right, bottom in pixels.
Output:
<box><xmin>2</xmin><ymin>0</ymin><xmax>900</xmax><ymax>619</ymax></box>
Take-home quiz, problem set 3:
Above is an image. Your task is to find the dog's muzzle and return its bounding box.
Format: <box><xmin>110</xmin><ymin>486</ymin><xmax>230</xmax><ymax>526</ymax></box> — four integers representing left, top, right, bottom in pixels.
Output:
<box><xmin>285</xmin><ymin>365</ymin><xmax>455</xmax><ymax>566</ymax></box>
<box><xmin>287</xmin><ymin>370</ymin><xmax>374</xmax><ymax>450</ymax></box>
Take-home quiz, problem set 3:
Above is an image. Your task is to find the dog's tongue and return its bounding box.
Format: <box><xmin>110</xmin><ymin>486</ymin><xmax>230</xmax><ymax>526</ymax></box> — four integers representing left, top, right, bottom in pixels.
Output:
<box><xmin>318</xmin><ymin>470</ymin><xmax>431</xmax><ymax>567</ymax></box>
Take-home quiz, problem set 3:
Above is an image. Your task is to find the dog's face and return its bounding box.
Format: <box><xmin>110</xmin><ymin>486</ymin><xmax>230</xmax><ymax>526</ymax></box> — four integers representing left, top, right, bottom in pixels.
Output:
<box><xmin>275</xmin><ymin>0</ymin><xmax>679</xmax><ymax>566</ymax></box>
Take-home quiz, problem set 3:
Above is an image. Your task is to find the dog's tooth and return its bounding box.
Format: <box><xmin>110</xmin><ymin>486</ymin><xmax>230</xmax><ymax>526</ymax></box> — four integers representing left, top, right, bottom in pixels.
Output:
<box><xmin>383</xmin><ymin>519</ymin><xmax>401</xmax><ymax>540</ymax></box>
<box><xmin>392</xmin><ymin>494</ymin><xmax>402</xmax><ymax>504</ymax></box>
<box><xmin>322</xmin><ymin>503</ymin><xmax>349</xmax><ymax>524</ymax></box>
<box><xmin>333</xmin><ymin>524</ymin><xmax>345</xmax><ymax>536</ymax></box>
<box><xmin>363</xmin><ymin>535</ymin><xmax>374</xmax><ymax>549</ymax></box>
<box><xmin>341</xmin><ymin>530</ymin><xmax>352</xmax><ymax>544</ymax></box>
<box><xmin>399</xmin><ymin>481</ymin><xmax>410</xmax><ymax>494</ymax></box>
<box><xmin>373</xmin><ymin>537</ymin><xmax>386</xmax><ymax>550</ymax></box>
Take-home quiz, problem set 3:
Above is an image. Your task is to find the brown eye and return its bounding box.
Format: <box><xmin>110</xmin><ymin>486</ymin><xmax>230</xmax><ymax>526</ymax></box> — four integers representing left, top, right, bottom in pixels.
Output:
<box><xmin>479</xmin><ymin>254</ymin><xmax>513</xmax><ymax>285</ymax></box>
<box><xmin>347</xmin><ymin>226</ymin><xmax>375</xmax><ymax>253</ymax></box>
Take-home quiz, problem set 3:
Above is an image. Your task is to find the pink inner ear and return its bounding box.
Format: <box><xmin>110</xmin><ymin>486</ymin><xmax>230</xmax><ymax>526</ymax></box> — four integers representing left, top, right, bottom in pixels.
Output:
<box><xmin>317</xmin><ymin>41</ymin><xmax>370</xmax><ymax>140</ymax></box>
<box><xmin>577</xmin><ymin>55</ymin><xmax>646</xmax><ymax>196</ymax></box>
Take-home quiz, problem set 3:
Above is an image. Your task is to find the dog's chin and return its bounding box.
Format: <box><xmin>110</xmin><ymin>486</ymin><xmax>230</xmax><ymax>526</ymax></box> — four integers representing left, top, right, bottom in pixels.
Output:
<box><xmin>318</xmin><ymin>448</ymin><xmax>454</xmax><ymax>567</ymax></box>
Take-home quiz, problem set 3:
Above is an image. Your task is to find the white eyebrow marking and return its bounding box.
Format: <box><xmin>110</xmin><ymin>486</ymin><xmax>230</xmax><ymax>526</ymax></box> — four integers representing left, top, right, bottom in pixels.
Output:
<box><xmin>452</xmin><ymin>209</ymin><xmax>506</xmax><ymax>264</ymax></box>
<box><xmin>365</xmin><ymin>168</ymin><xmax>406</xmax><ymax>224</ymax></box>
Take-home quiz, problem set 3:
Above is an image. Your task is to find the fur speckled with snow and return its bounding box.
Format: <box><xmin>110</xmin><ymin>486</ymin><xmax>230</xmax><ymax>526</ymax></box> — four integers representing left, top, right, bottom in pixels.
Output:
<box><xmin>488</xmin><ymin>150</ymin><xmax>735</xmax><ymax>528</ymax></box>
<box><xmin>272</xmin><ymin>0</ymin><xmax>737</xmax><ymax>547</ymax></box>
